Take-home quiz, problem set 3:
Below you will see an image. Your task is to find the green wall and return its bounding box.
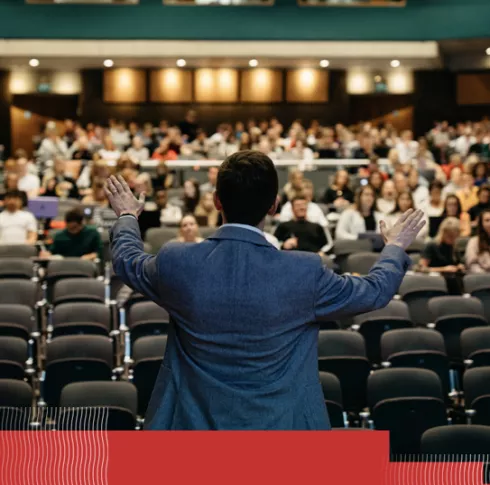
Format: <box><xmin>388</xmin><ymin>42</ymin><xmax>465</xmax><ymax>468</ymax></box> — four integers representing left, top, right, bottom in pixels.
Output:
<box><xmin>0</xmin><ymin>0</ymin><xmax>490</xmax><ymax>40</ymax></box>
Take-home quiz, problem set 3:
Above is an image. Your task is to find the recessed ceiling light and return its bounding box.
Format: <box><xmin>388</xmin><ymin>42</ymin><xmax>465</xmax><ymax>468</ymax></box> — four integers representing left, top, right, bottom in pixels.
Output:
<box><xmin>176</xmin><ymin>59</ymin><xmax>186</xmax><ymax>67</ymax></box>
<box><xmin>390</xmin><ymin>59</ymin><xmax>401</xmax><ymax>68</ymax></box>
<box><xmin>29</xmin><ymin>59</ymin><xmax>39</xmax><ymax>67</ymax></box>
<box><xmin>486</xmin><ymin>48</ymin><xmax>490</xmax><ymax>56</ymax></box>
<box><xmin>103</xmin><ymin>59</ymin><xmax>114</xmax><ymax>68</ymax></box>
<box><xmin>319</xmin><ymin>59</ymin><xmax>329</xmax><ymax>68</ymax></box>
<box><xmin>249</xmin><ymin>59</ymin><xmax>258</xmax><ymax>67</ymax></box>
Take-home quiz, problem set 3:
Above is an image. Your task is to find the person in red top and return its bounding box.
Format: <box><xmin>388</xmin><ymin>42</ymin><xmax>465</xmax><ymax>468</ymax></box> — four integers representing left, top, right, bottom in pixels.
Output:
<box><xmin>442</xmin><ymin>153</ymin><xmax>464</xmax><ymax>179</ymax></box>
<box><xmin>151</xmin><ymin>139</ymin><xmax>178</xmax><ymax>162</ymax></box>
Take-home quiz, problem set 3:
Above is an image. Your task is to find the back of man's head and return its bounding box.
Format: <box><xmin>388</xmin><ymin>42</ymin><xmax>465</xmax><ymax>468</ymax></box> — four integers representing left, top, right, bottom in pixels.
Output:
<box><xmin>65</xmin><ymin>207</ymin><xmax>85</xmax><ymax>225</ymax></box>
<box><xmin>217</xmin><ymin>150</ymin><xmax>278</xmax><ymax>227</ymax></box>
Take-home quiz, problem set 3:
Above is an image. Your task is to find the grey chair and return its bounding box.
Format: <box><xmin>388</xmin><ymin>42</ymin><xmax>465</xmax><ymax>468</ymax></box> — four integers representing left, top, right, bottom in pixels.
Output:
<box><xmin>421</xmin><ymin>425</ymin><xmax>490</xmax><ymax>456</ymax></box>
<box><xmin>0</xmin><ymin>380</ymin><xmax>34</xmax><ymax>430</ymax></box>
<box><xmin>145</xmin><ymin>227</ymin><xmax>178</xmax><ymax>254</ymax></box>
<box><xmin>463</xmin><ymin>273</ymin><xmax>490</xmax><ymax>322</ymax></box>
<box><xmin>52</xmin><ymin>278</ymin><xmax>105</xmax><ymax>306</ymax></box>
<box><xmin>128</xmin><ymin>301</ymin><xmax>170</xmax><ymax>343</ymax></box>
<box><xmin>461</xmin><ymin>327</ymin><xmax>490</xmax><ymax>368</ymax></box>
<box><xmin>0</xmin><ymin>304</ymin><xmax>37</xmax><ymax>341</ymax></box>
<box><xmin>0</xmin><ymin>245</ymin><xmax>37</xmax><ymax>259</ymax></box>
<box><xmin>345</xmin><ymin>252</ymin><xmax>380</xmax><ymax>276</ymax></box>
<box><xmin>463</xmin><ymin>367</ymin><xmax>490</xmax><ymax>426</ymax></box>
<box><xmin>318</xmin><ymin>371</ymin><xmax>346</xmax><ymax>428</ymax></box>
<box><xmin>0</xmin><ymin>258</ymin><xmax>35</xmax><ymax>279</ymax></box>
<box><xmin>332</xmin><ymin>239</ymin><xmax>373</xmax><ymax>274</ymax></box>
<box><xmin>0</xmin><ymin>337</ymin><xmax>29</xmax><ymax>380</ymax></box>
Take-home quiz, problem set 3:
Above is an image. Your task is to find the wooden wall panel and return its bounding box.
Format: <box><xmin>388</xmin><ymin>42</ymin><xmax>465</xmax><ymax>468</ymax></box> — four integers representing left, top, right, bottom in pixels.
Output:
<box><xmin>457</xmin><ymin>73</ymin><xmax>490</xmax><ymax>105</ymax></box>
<box><xmin>240</xmin><ymin>69</ymin><xmax>283</xmax><ymax>103</ymax></box>
<box><xmin>150</xmin><ymin>69</ymin><xmax>193</xmax><ymax>103</ymax></box>
<box><xmin>286</xmin><ymin>69</ymin><xmax>329</xmax><ymax>103</ymax></box>
<box><xmin>194</xmin><ymin>69</ymin><xmax>238</xmax><ymax>103</ymax></box>
<box><xmin>103</xmin><ymin>68</ymin><xmax>146</xmax><ymax>104</ymax></box>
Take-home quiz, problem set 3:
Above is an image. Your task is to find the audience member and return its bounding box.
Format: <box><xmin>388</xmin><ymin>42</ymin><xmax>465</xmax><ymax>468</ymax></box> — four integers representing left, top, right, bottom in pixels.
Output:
<box><xmin>169</xmin><ymin>214</ymin><xmax>204</xmax><ymax>243</ymax></box>
<box><xmin>37</xmin><ymin>125</ymin><xmax>69</xmax><ymax>167</ymax></box>
<box><xmin>407</xmin><ymin>168</ymin><xmax>429</xmax><ymax>210</ymax></box>
<box><xmin>195</xmin><ymin>192</ymin><xmax>219</xmax><ymax>227</ymax></box>
<box><xmin>200</xmin><ymin>166</ymin><xmax>219</xmax><ymax>194</ymax></box>
<box><xmin>99</xmin><ymin>136</ymin><xmax>121</xmax><ymax>162</ymax></box>
<box><xmin>42</xmin><ymin>158</ymin><xmax>79</xmax><ymax>199</ymax></box>
<box><xmin>442</xmin><ymin>194</ymin><xmax>471</xmax><ymax>237</ymax></box>
<box><xmin>377</xmin><ymin>179</ymin><xmax>397</xmax><ymax>215</ymax></box>
<box><xmin>442</xmin><ymin>167</ymin><xmax>464</xmax><ymax>200</ymax></box>
<box><xmin>0</xmin><ymin>190</ymin><xmax>37</xmax><ymax>245</ymax></box>
<box><xmin>427</xmin><ymin>181</ymin><xmax>445</xmax><ymax>217</ymax></box>
<box><xmin>1</xmin><ymin>173</ymin><xmax>27</xmax><ymax>207</ymax></box>
<box><xmin>389</xmin><ymin>190</ymin><xmax>427</xmax><ymax>240</ymax></box>
<box><xmin>322</xmin><ymin>170</ymin><xmax>354</xmax><ymax>209</ymax></box>
<box><xmin>126</xmin><ymin>136</ymin><xmax>150</xmax><ymax>164</ymax></box>
<box><xmin>368</xmin><ymin>171</ymin><xmax>384</xmax><ymax>196</ymax></box>
<box><xmin>155</xmin><ymin>188</ymin><xmax>182</xmax><ymax>226</ymax></box>
<box><xmin>465</xmin><ymin>209</ymin><xmax>490</xmax><ymax>273</ymax></box>
<box><xmin>456</xmin><ymin>172</ymin><xmax>479</xmax><ymax>213</ymax></box>
<box><xmin>282</xmin><ymin>169</ymin><xmax>304</xmax><ymax>203</ymax></box>
<box><xmin>179</xmin><ymin>110</ymin><xmax>199</xmax><ymax>143</ymax></box>
<box><xmin>468</xmin><ymin>185</ymin><xmax>490</xmax><ymax>223</ymax></box>
<box><xmin>16</xmin><ymin>158</ymin><xmax>40</xmax><ymax>198</ymax></box>
<box><xmin>472</xmin><ymin>161</ymin><xmax>488</xmax><ymax>187</ymax></box>
<box><xmin>182</xmin><ymin>179</ymin><xmax>200</xmax><ymax>214</ymax></box>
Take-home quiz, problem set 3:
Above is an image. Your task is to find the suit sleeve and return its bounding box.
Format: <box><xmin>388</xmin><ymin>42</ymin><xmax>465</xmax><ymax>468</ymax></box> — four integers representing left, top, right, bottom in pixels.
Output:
<box><xmin>314</xmin><ymin>244</ymin><xmax>411</xmax><ymax>320</ymax></box>
<box><xmin>110</xmin><ymin>215</ymin><xmax>164</xmax><ymax>304</ymax></box>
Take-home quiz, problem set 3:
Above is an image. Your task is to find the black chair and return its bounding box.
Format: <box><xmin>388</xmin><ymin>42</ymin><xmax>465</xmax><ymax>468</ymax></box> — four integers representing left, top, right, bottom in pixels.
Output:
<box><xmin>461</xmin><ymin>327</ymin><xmax>490</xmax><ymax>368</ymax></box>
<box><xmin>52</xmin><ymin>278</ymin><xmax>105</xmax><ymax>306</ymax></box>
<box><xmin>318</xmin><ymin>330</ymin><xmax>370</xmax><ymax>413</ymax></box>
<box><xmin>464</xmin><ymin>273</ymin><xmax>490</xmax><ymax>322</ymax></box>
<box><xmin>333</xmin><ymin>239</ymin><xmax>372</xmax><ymax>274</ymax></box>
<box><xmin>49</xmin><ymin>302</ymin><xmax>112</xmax><ymax>338</ymax></box>
<box><xmin>463</xmin><ymin>367</ymin><xmax>490</xmax><ymax>426</ymax></box>
<box><xmin>128</xmin><ymin>301</ymin><xmax>170</xmax><ymax>343</ymax></box>
<box><xmin>0</xmin><ymin>245</ymin><xmax>37</xmax><ymax>259</ymax></box>
<box><xmin>0</xmin><ymin>304</ymin><xmax>37</xmax><ymax>341</ymax></box>
<box><xmin>0</xmin><ymin>280</ymin><xmax>41</xmax><ymax>307</ymax></box>
<box><xmin>312</xmin><ymin>320</ymin><xmax>340</xmax><ymax>331</ymax></box>
<box><xmin>367</xmin><ymin>368</ymin><xmax>448</xmax><ymax>455</ymax></box>
<box><xmin>0</xmin><ymin>380</ymin><xmax>33</xmax><ymax>430</ymax></box>
<box><xmin>428</xmin><ymin>296</ymin><xmax>487</xmax><ymax>364</ymax></box>
<box><xmin>398</xmin><ymin>274</ymin><xmax>448</xmax><ymax>326</ymax></box>
<box><xmin>380</xmin><ymin>328</ymin><xmax>452</xmax><ymax>399</ymax></box>
<box><xmin>0</xmin><ymin>337</ymin><xmax>29</xmax><ymax>380</ymax></box>
<box><xmin>131</xmin><ymin>335</ymin><xmax>168</xmax><ymax>416</ymax></box>
<box><xmin>145</xmin><ymin>227</ymin><xmax>178</xmax><ymax>254</ymax></box>
<box><xmin>0</xmin><ymin>258</ymin><xmax>35</xmax><ymax>279</ymax></box>
<box><xmin>421</xmin><ymin>425</ymin><xmax>490</xmax><ymax>456</ymax></box>
<box><xmin>344</xmin><ymin>252</ymin><xmax>380</xmax><ymax>276</ymax></box>
<box><xmin>42</xmin><ymin>335</ymin><xmax>114</xmax><ymax>407</ymax></box>
<box><xmin>58</xmin><ymin>381</ymin><xmax>137</xmax><ymax>431</ymax></box>
<box><xmin>352</xmin><ymin>300</ymin><xmax>413</xmax><ymax>365</ymax></box>
<box><xmin>405</xmin><ymin>240</ymin><xmax>425</xmax><ymax>254</ymax></box>
<box><xmin>319</xmin><ymin>371</ymin><xmax>345</xmax><ymax>428</ymax></box>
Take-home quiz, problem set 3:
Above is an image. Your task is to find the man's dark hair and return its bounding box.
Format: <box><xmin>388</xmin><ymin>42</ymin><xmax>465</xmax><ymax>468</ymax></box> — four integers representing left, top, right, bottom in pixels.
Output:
<box><xmin>291</xmin><ymin>194</ymin><xmax>307</xmax><ymax>205</ymax></box>
<box><xmin>4</xmin><ymin>190</ymin><xmax>23</xmax><ymax>200</ymax></box>
<box><xmin>65</xmin><ymin>207</ymin><xmax>85</xmax><ymax>225</ymax></box>
<box><xmin>217</xmin><ymin>150</ymin><xmax>278</xmax><ymax>226</ymax></box>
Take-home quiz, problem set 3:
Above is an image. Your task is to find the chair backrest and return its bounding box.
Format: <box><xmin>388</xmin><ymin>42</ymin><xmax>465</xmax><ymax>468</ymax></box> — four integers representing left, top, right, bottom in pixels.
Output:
<box><xmin>345</xmin><ymin>252</ymin><xmax>380</xmax><ymax>275</ymax></box>
<box><xmin>0</xmin><ymin>245</ymin><xmax>37</xmax><ymax>259</ymax></box>
<box><xmin>200</xmin><ymin>227</ymin><xmax>217</xmax><ymax>239</ymax></box>
<box><xmin>53</xmin><ymin>278</ymin><xmax>105</xmax><ymax>305</ymax></box>
<box><xmin>52</xmin><ymin>302</ymin><xmax>111</xmax><ymax>327</ymax></box>
<box><xmin>132</xmin><ymin>335</ymin><xmax>168</xmax><ymax>362</ymax></box>
<box><xmin>463</xmin><ymin>274</ymin><xmax>490</xmax><ymax>294</ymax></box>
<box><xmin>461</xmin><ymin>327</ymin><xmax>490</xmax><ymax>360</ymax></box>
<box><xmin>129</xmin><ymin>301</ymin><xmax>170</xmax><ymax>327</ymax></box>
<box><xmin>0</xmin><ymin>280</ymin><xmax>39</xmax><ymax>307</ymax></box>
<box><xmin>405</xmin><ymin>240</ymin><xmax>426</xmax><ymax>254</ymax></box>
<box><xmin>399</xmin><ymin>274</ymin><xmax>448</xmax><ymax>297</ymax></box>
<box><xmin>463</xmin><ymin>367</ymin><xmax>490</xmax><ymax>408</ymax></box>
<box><xmin>145</xmin><ymin>227</ymin><xmax>178</xmax><ymax>254</ymax></box>
<box><xmin>421</xmin><ymin>425</ymin><xmax>490</xmax><ymax>455</ymax></box>
<box><xmin>46</xmin><ymin>259</ymin><xmax>97</xmax><ymax>279</ymax></box>
<box><xmin>0</xmin><ymin>337</ymin><xmax>28</xmax><ymax>365</ymax></box>
<box><xmin>428</xmin><ymin>296</ymin><xmax>485</xmax><ymax>319</ymax></box>
<box><xmin>0</xmin><ymin>379</ymin><xmax>33</xmax><ymax>406</ymax></box>
<box><xmin>333</xmin><ymin>239</ymin><xmax>372</xmax><ymax>257</ymax></box>
<box><xmin>318</xmin><ymin>330</ymin><xmax>366</xmax><ymax>358</ymax></box>
<box><xmin>380</xmin><ymin>329</ymin><xmax>446</xmax><ymax>362</ymax></box>
<box><xmin>46</xmin><ymin>335</ymin><xmax>113</xmax><ymax>368</ymax></box>
<box><xmin>353</xmin><ymin>300</ymin><xmax>411</xmax><ymax>326</ymax></box>
<box><xmin>319</xmin><ymin>371</ymin><xmax>343</xmax><ymax>406</ymax></box>
<box><xmin>0</xmin><ymin>258</ymin><xmax>34</xmax><ymax>279</ymax></box>
<box><xmin>367</xmin><ymin>368</ymin><xmax>444</xmax><ymax>409</ymax></box>
<box><xmin>0</xmin><ymin>304</ymin><xmax>36</xmax><ymax>333</ymax></box>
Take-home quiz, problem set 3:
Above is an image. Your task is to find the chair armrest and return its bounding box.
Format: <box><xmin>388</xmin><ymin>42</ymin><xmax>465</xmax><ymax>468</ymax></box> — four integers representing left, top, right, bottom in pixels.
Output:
<box><xmin>359</xmin><ymin>411</ymin><xmax>370</xmax><ymax>428</ymax></box>
<box><xmin>381</xmin><ymin>361</ymin><xmax>391</xmax><ymax>369</ymax></box>
<box><xmin>465</xmin><ymin>409</ymin><xmax>476</xmax><ymax>425</ymax></box>
<box><xmin>427</xmin><ymin>322</ymin><xmax>436</xmax><ymax>329</ymax></box>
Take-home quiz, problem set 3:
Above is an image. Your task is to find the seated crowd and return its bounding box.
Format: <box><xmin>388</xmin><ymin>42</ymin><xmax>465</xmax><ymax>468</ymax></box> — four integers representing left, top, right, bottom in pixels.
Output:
<box><xmin>1</xmin><ymin>115</ymin><xmax>490</xmax><ymax>281</ymax></box>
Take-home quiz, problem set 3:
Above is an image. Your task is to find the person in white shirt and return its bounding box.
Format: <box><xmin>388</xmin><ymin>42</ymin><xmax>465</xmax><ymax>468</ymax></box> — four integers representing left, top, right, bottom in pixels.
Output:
<box><xmin>37</xmin><ymin>126</ymin><xmax>69</xmax><ymax>166</ymax></box>
<box><xmin>16</xmin><ymin>158</ymin><xmax>40</xmax><ymax>198</ymax></box>
<box><xmin>200</xmin><ymin>167</ymin><xmax>218</xmax><ymax>194</ymax></box>
<box><xmin>0</xmin><ymin>190</ymin><xmax>37</xmax><ymax>245</ymax></box>
<box><xmin>407</xmin><ymin>167</ymin><xmax>429</xmax><ymax>210</ymax></box>
<box><xmin>126</xmin><ymin>136</ymin><xmax>150</xmax><ymax>164</ymax></box>
<box><xmin>395</xmin><ymin>130</ymin><xmax>419</xmax><ymax>163</ymax></box>
<box><xmin>451</xmin><ymin>128</ymin><xmax>475</xmax><ymax>157</ymax></box>
<box><xmin>99</xmin><ymin>136</ymin><xmax>121</xmax><ymax>162</ymax></box>
<box><xmin>427</xmin><ymin>181</ymin><xmax>445</xmax><ymax>217</ymax></box>
<box><xmin>377</xmin><ymin>179</ymin><xmax>397</xmax><ymax>215</ymax></box>
<box><xmin>442</xmin><ymin>167</ymin><xmax>465</xmax><ymax>200</ymax></box>
<box><xmin>155</xmin><ymin>188</ymin><xmax>183</xmax><ymax>226</ymax></box>
<box><xmin>110</xmin><ymin>122</ymin><xmax>131</xmax><ymax>151</ymax></box>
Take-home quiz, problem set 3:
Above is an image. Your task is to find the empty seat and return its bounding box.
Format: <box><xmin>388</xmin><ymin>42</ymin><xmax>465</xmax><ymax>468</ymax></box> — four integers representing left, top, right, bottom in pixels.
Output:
<box><xmin>333</xmin><ymin>239</ymin><xmax>372</xmax><ymax>274</ymax></box>
<box><xmin>352</xmin><ymin>300</ymin><xmax>413</xmax><ymax>365</ymax></box>
<box><xmin>0</xmin><ymin>304</ymin><xmax>37</xmax><ymax>340</ymax></box>
<box><xmin>58</xmin><ymin>381</ymin><xmax>137</xmax><ymax>431</ymax></box>
<box><xmin>0</xmin><ymin>258</ymin><xmax>34</xmax><ymax>279</ymax></box>
<box><xmin>0</xmin><ymin>245</ymin><xmax>37</xmax><ymax>259</ymax></box>
<box><xmin>421</xmin><ymin>425</ymin><xmax>490</xmax><ymax>456</ymax></box>
<box><xmin>131</xmin><ymin>335</ymin><xmax>168</xmax><ymax>416</ymax></box>
<box><xmin>367</xmin><ymin>368</ymin><xmax>447</xmax><ymax>455</ymax></box>
<box><xmin>398</xmin><ymin>274</ymin><xmax>448</xmax><ymax>326</ymax></box>
<box><xmin>49</xmin><ymin>302</ymin><xmax>112</xmax><ymax>338</ymax></box>
<box><xmin>318</xmin><ymin>330</ymin><xmax>370</xmax><ymax>413</ymax></box>
<box><xmin>45</xmin><ymin>258</ymin><xmax>97</xmax><ymax>285</ymax></box>
<box><xmin>381</xmin><ymin>328</ymin><xmax>451</xmax><ymax>398</ymax></box>
<box><xmin>200</xmin><ymin>227</ymin><xmax>217</xmax><ymax>239</ymax></box>
<box><xmin>145</xmin><ymin>227</ymin><xmax>178</xmax><ymax>254</ymax></box>
<box><xmin>345</xmin><ymin>252</ymin><xmax>380</xmax><ymax>276</ymax></box>
<box><xmin>0</xmin><ymin>280</ymin><xmax>40</xmax><ymax>307</ymax></box>
<box><xmin>128</xmin><ymin>301</ymin><xmax>170</xmax><ymax>342</ymax></box>
<box><xmin>463</xmin><ymin>274</ymin><xmax>490</xmax><ymax>322</ymax></box>
<box><xmin>43</xmin><ymin>335</ymin><xmax>114</xmax><ymax>406</ymax></box>
<box><xmin>319</xmin><ymin>372</ymin><xmax>345</xmax><ymax>428</ymax></box>
<box><xmin>461</xmin><ymin>327</ymin><xmax>490</xmax><ymax>368</ymax></box>
<box><xmin>0</xmin><ymin>380</ymin><xmax>33</xmax><ymax>430</ymax></box>
<box><xmin>428</xmin><ymin>296</ymin><xmax>487</xmax><ymax>363</ymax></box>
<box><xmin>405</xmin><ymin>240</ymin><xmax>425</xmax><ymax>254</ymax></box>
<box><xmin>52</xmin><ymin>278</ymin><xmax>105</xmax><ymax>306</ymax></box>
<box><xmin>0</xmin><ymin>337</ymin><xmax>28</xmax><ymax>380</ymax></box>
<box><xmin>464</xmin><ymin>367</ymin><xmax>490</xmax><ymax>426</ymax></box>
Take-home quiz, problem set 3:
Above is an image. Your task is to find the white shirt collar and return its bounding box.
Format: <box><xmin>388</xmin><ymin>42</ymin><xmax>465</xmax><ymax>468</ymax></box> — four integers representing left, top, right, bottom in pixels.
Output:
<box><xmin>222</xmin><ymin>223</ymin><xmax>264</xmax><ymax>236</ymax></box>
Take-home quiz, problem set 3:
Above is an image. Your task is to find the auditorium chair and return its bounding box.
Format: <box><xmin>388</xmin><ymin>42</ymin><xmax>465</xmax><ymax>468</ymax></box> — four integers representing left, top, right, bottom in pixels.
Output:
<box><xmin>352</xmin><ymin>300</ymin><xmax>413</xmax><ymax>365</ymax></box>
<box><xmin>40</xmin><ymin>335</ymin><xmax>115</xmax><ymax>407</ymax></box>
<box><xmin>428</xmin><ymin>296</ymin><xmax>486</xmax><ymax>364</ymax></box>
<box><xmin>130</xmin><ymin>335</ymin><xmax>168</xmax><ymax>416</ymax></box>
<box><xmin>0</xmin><ymin>337</ymin><xmax>31</xmax><ymax>380</ymax></box>
<box><xmin>461</xmin><ymin>327</ymin><xmax>490</xmax><ymax>368</ymax></box>
<box><xmin>317</xmin><ymin>330</ymin><xmax>370</xmax><ymax>414</ymax></box>
<box><xmin>463</xmin><ymin>367</ymin><xmax>490</xmax><ymax>426</ymax></box>
<box><xmin>51</xmin><ymin>278</ymin><xmax>106</xmax><ymax>306</ymax></box>
<box><xmin>57</xmin><ymin>381</ymin><xmax>138</xmax><ymax>431</ymax></box>
<box><xmin>127</xmin><ymin>301</ymin><xmax>170</xmax><ymax>343</ymax></box>
<box><xmin>345</xmin><ymin>252</ymin><xmax>380</xmax><ymax>276</ymax></box>
<box><xmin>0</xmin><ymin>380</ymin><xmax>34</xmax><ymax>430</ymax></box>
<box><xmin>380</xmin><ymin>328</ymin><xmax>452</xmax><ymax>400</ymax></box>
<box><xmin>0</xmin><ymin>245</ymin><xmax>37</xmax><ymax>259</ymax></box>
<box><xmin>0</xmin><ymin>258</ymin><xmax>36</xmax><ymax>280</ymax></box>
<box><xmin>0</xmin><ymin>304</ymin><xmax>38</xmax><ymax>341</ymax></box>
<box><xmin>463</xmin><ymin>274</ymin><xmax>490</xmax><ymax>322</ymax></box>
<box><xmin>397</xmin><ymin>274</ymin><xmax>448</xmax><ymax>326</ymax></box>
<box><xmin>421</xmin><ymin>425</ymin><xmax>490</xmax><ymax>456</ymax></box>
<box><xmin>145</xmin><ymin>227</ymin><xmax>178</xmax><ymax>254</ymax></box>
<box><xmin>318</xmin><ymin>371</ymin><xmax>347</xmax><ymax>428</ymax></box>
<box><xmin>332</xmin><ymin>239</ymin><xmax>373</xmax><ymax>274</ymax></box>
<box><xmin>367</xmin><ymin>368</ymin><xmax>448</xmax><ymax>455</ymax></box>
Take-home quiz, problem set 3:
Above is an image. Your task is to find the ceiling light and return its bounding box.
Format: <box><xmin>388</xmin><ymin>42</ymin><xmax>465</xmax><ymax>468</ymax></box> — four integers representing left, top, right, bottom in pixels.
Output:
<box><xmin>29</xmin><ymin>59</ymin><xmax>39</xmax><ymax>67</ymax></box>
<box><xmin>176</xmin><ymin>59</ymin><xmax>186</xmax><ymax>67</ymax></box>
<box><xmin>249</xmin><ymin>59</ymin><xmax>258</xmax><ymax>68</ymax></box>
<box><xmin>319</xmin><ymin>59</ymin><xmax>329</xmax><ymax>68</ymax></box>
<box><xmin>390</xmin><ymin>59</ymin><xmax>400</xmax><ymax>68</ymax></box>
<box><xmin>374</xmin><ymin>75</ymin><xmax>382</xmax><ymax>83</ymax></box>
<box><xmin>103</xmin><ymin>59</ymin><xmax>114</xmax><ymax>68</ymax></box>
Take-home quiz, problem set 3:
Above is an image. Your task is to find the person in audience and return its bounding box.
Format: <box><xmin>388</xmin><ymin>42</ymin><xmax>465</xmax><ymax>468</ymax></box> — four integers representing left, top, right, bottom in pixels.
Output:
<box><xmin>465</xmin><ymin>209</ymin><xmax>490</xmax><ymax>273</ymax></box>
<box><xmin>335</xmin><ymin>184</ymin><xmax>382</xmax><ymax>240</ymax></box>
<box><xmin>472</xmin><ymin>161</ymin><xmax>488</xmax><ymax>187</ymax></box>
<box><xmin>322</xmin><ymin>170</ymin><xmax>353</xmax><ymax>209</ymax></box>
<box><xmin>468</xmin><ymin>130</ymin><xmax>489</xmax><ymax>158</ymax></box>
<box><xmin>0</xmin><ymin>190</ymin><xmax>37</xmax><ymax>245</ymax></box>
<box><xmin>427</xmin><ymin>181</ymin><xmax>445</xmax><ymax>217</ymax></box>
<box><xmin>189</xmin><ymin>130</ymin><xmax>211</xmax><ymax>157</ymax></box>
<box><xmin>151</xmin><ymin>161</ymin><xmax>174</xmax><ymax>191</ymax></box>
<box><xmin>282</xmin><ymin>169</ymin><xmax>304</xmax><ymax>203</ymax></box>
<box><xmin>41</xmin><ymin>208</ymin><xmax>103</xmax><ymax>261</ymax></box>
<box><xmin>414</xmin><ymin>138</ymin><xmax>447</xmax><ymax>183</ymax></box>
<box><xmin>179</xmin><ymin>110</ymin><xmax>199</xmax><ymax>143</ymax></box>
<box><xmin>442</xmin><ymin>167</ymin><xmax>465</xmax><ymax>200</ymax></box>
<box><xmin>377</xmin><ymin>179</ymin><xmax>397</xmax><ymax>215</ymax></box>
<box><xmin>120</xmin><ymin>168</ymin><xmax>138</xmax><ymax>191</ymax></box>
<box><xmin>16</xmin><ymin>158</ymin><xmax>40</xmax><ymax>198</ymax></box>
<box><xmin>200</xmin><ymin>166</ymin><xmax>219</xmax><ymax>193</ymax></box>
<box><xmin>134</xmin><ymin>172</ymin><xmax>154</xmax><ymax>202</ymax></box>
<box><xmin>69</xmin><ymin>135</ymin><xmax>93</xmax><ymax>161</ymax></box>
<box><xmin>274</xmin><ymin>195</ymin><xmax>328</xmax><ymax>254</ymax></box>
<box><xmin>368</xmin><ymin>171</ymin><xmax>384</xmax><ymax>196</ymax></box>
<box><xmin>99</xmin><ymin>136</ymin><xmax>121</xmax><ymax>162</ymax></box>
<box><xmin>389</xmin><ymin>190</ymin><xmax>427</xmax><ymax>240</ymax></box>
<box><xmin>82</xmin><ymin>179</ymin><xmax>109</xmax><ymax>207</ymax></box>
<box><xmin>155</xmin><ymin>188</ymin><xmax>182</xmax><ymax>226</ymax></box>
<box><xmin>407</xmin><ymin>167</ymin><xmax>429</xmax><ymax>210</ymax></box>
<box><xmin>396</xmin><ymin>130</ymin><xmax>419</xmax><ymax>164</ymax></box>
<box><xmin>37</xmin><ymin>125</ymin><xmax>69</xmax><ymax>167</ymax></box>
<box><xmin>1</xmin><ymin>173</ymin><xmax>28</xmax><ymax>208</ymax></box>
<box><xmin>442</xmin><ymin>194</ymin><xmax>471</xmax><ymax>237</ymax></box>
<box><xmin>194</xmin><ymin>192</ymin><xmax>219</xmax><ymax>227</ymax></box>
<box><xmin>353</xmin><ymin>134</ymin><xmax>375</xmax><ymax>159</ymax></box>
<box><xmin>126</xmin><ymin>136</ymin><xmax>150</xmax><ymax>164</ymax></box>
<box><xmin>393</xmin><ymin>171</ymin><xmax>408</xmax><ymax>194</ymax></box>
<box><xmin>182</xmin><ymin>179</ymin><xmax>200</xmax><ymax>214</ymax></box>
<box><xmin>451</xmin><ymin>126</ymin><xmax>474</xmax><ymax>157</ymax></box>
<box><xmin>456</xmin><ymin>172</ymin><xmax>479</xmax><ymax>213</ymax></box>
<box><xmin>442</xmin><ymin>153</ymin><xmax>464</xmax><ymax>179</ymax></box>
<box><xmin>41</xmin><ymin>157</ymin><xmax>79</xmax><ymax>199</ymax></box>
<box><xmin>468</xmin><ymin>184</ymin><xmax>490</xmax><ymax>223</ymax></box>
<box><xmin>77</xmin><ymin>160</ymin><xmax>112</xmax><ymax>194</ymax></box>
<box><xmin>169</xmin><ymin>214</ymin><xmax>204</xmax><ymax>244</ymax></box>
<box><xmin>110</xmin><ymin>122</ymin><xmax>131</xmax><ymax>151</ymax></box>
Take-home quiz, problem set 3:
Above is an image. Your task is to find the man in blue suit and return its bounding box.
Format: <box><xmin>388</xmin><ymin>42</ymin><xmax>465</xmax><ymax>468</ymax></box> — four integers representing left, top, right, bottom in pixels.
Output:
<box><xmin>106</xmin><ymin>150</ymin><xmax>425</xmax><ymax>430</ymax></box>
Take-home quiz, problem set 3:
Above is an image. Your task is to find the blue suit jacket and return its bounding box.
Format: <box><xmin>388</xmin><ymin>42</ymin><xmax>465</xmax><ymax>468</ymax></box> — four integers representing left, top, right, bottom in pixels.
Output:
<box><xmin>110</xmin><ymin>216</ymin><xmax>411</xmax><ymax>430</ymax></box>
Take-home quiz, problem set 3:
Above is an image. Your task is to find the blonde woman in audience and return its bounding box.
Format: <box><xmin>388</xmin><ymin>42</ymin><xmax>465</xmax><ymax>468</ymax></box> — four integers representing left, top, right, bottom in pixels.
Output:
<box><xmin>377</xmin><ymin>179</ymin><xmax>397</xmax><ymax>215</ymax></box>
<box><xmin>98</xmin><ymin>136</ymin><xmax>121</xmax><ymax>162</ymax></box>
<box><xmin>169</xmin><ymin>215</ymin><xmax>204</xmax><ymax>244</ymax></box>
<box><xmin>194</xmin><ymin>192</ymin><xmax>219</xmax><ymax>227</ymax></box>
<box><xmin>282</xmin><ymin>169</ymin><xmax>304</xmax><ymax>202</ymax></box>
<box><xmin>335</xmin><ymin>184</ymin><xmax>383</xmax><ymax>240</ymax></box>
<box><xmin>465</xmin><ymin>209</ymin><xmax>490</xmax><ymax>273</ymax></box>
